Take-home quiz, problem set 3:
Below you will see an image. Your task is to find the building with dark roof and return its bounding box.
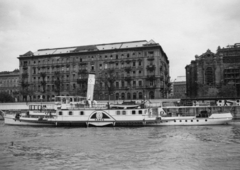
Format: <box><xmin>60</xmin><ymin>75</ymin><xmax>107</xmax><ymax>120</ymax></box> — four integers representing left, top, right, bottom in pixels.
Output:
<box><xmin>186</xmin><ymin>43</ymin><xmax>240</xmax><ymax>98</ymax></box>
<box><xmin>18</xmin><ymin>40</ymin><xmax>170</xmax><ymax>101</ymax></box>
<box><xmin>0</xmin><ymin>69</ymin><xmax>20</xmax><ymax>100</ymax></box>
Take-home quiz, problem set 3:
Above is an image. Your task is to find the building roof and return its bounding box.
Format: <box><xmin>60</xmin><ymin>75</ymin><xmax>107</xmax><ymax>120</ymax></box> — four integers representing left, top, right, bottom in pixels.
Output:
<box><xmin>22</xmin><ymin>40</ymin><xmax>151</xmax><ymax>57</ymax></box>
<box><xmin>174</xmin><ymin>76</ymin><xmax>186</xmax><ymax>82</ymax></box>
<box><xmin>19</xmin><ymin>39</ymin><xmax>169</xmax><ymax>64</ymax></box>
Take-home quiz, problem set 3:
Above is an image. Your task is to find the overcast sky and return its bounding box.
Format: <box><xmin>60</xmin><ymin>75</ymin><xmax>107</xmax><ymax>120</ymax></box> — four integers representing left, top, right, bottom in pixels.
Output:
<box><xmin>0</xmin><ymin>0</ymin><xmax>240</xmax><ymax>80</ymax></box>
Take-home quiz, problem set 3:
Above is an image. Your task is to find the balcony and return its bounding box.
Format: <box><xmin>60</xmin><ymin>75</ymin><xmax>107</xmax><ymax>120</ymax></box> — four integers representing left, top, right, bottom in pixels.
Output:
<box><xmin>78</xmin><ymin>69</ymin><xmax>88</xmax><ymax>74</ymax></box>
<box><xmin>124</xmin><ymin>66</ymin><xmax>132</xmax><ymax>72</ymax></box>
<box><xmin>147</xmin><ymin>56</ymin><xmax>154</xmax><ymax>61</ymax></box>
<box><xmin>160</xmin><ymin>75</ymin><xmax>164</xmax><ymax>81</ymax></box>
<box><xmin>22</xmin><ymin>73</ymin><xmax>28</xmax><ymax>79</ymax></box>
<box><xmin>125</xmin><ymin>60</ymin><xmax>131</xmax><ymax>64</ymax></box>
<box><xmin>146</xmin><ymin>65</ymin><xmax>156</xmax><ymax>72</ymax></box>
<box><xmin>145</xmin><ymin>85</ymin><xmax>157</xmax><ymax>89</ymax></box>
<box><xmin>125</xmin><ymin>76</ymin><xmax>132</xmax><ymax>82</ymax></box>
<box><xmin>146</xmin><ymin>75</ymin><xmax>156</xmax><ymax>81</ymax></box>
<box><xmin>79</xmin><ymin>62</ymin><xmax>87</xmax><ymax>65</ymax></box>
<box><xmin>77</xmin><ymin>78</ymin><xmax>88</xmax><ymax>84</ymax></box>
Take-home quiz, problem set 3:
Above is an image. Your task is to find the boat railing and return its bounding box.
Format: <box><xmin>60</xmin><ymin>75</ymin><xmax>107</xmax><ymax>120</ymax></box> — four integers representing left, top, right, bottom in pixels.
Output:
<box><xmin>64</xmin><ymin>104</ymin><xmax>107</xmax><ymax>110</ymax></box>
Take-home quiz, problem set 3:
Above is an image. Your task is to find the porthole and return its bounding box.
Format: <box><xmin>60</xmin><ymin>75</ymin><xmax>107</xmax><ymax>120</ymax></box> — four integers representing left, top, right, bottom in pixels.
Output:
<box><xmin>69</xmin><ymin>111</ymin><xmax>72</xmax><ymax>115</ymax></box>
<box><xmin>185</xmin><ymin>120</ymin><xmax>187</xmax><ymax>122</ymax></box>
<box><xmin>191</xmin><ymin>120</ymin><xmax>193</xmax><ymax>122</ymax></box>
<box><xmin>139</xmin><ymin>110</ymin><xmax>142</xmax><ymax>114</ymax></box>
<box><xmin>197</xmin><ymin>120</ymin><xmax>199</xmax><ymax>122</ymax></box>
<box><xmin>80</xmin><ymin>111</ymin><xmax>84</xmax><ymax>115</ymax></box>
<box><xmin>180</xmin><ymin>120</ymin><xmax>182</xmax><ymax>122</ymax></box>
<box><xmin>174</xmin><ymin>120</ymin><xmax>176</xmax><ymax>122</ymax></box>
<box><xmin>59</xmin><ymin>111</ymin><xmax>62</xmax><ymax>115</ymax></box>
<box><xmin>205</xmin><ymin>119</ymin><xmax>207</xmax><ymax>122</ymax></box>
<box><xmin>132</xmin><ymin>111</ymin><xmax>136</xmax><ymax>115</ymax></box>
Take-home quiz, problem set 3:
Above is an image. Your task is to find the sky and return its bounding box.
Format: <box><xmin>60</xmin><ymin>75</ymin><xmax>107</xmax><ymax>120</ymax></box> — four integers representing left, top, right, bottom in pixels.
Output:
<box><xmin>0</xmin><ymin>0</ymin><xmax>240</xmax><ymax>80</ymax></box>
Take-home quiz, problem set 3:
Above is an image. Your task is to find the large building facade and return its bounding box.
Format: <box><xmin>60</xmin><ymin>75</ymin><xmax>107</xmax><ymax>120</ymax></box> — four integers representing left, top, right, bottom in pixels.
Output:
<box><xmin>18</xmin><ymin>40</ymin><xmax>170</xmax><ymax>101</ymax></box>
<box><xmin>0</xmin><ymin>70</ymin><xmax>20</xmax><ymax>100</ymax></box>
<box><xmin>186</xmin><ymin>43</ymin><xmax>240</xmax><ymax>98</ymax></box>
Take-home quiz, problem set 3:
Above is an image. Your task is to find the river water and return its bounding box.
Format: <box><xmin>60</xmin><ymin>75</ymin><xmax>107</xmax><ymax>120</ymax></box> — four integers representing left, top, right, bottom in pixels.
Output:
<box><xmin>0</xmin><ymin>121</ymin><xmax>240</xmax><ymax>170</ymax></box>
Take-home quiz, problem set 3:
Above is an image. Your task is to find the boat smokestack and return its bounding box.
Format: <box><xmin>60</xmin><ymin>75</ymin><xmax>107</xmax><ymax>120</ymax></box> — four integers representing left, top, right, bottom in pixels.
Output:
<box><xmin>86</xmin><ymin>74</ymin><xmax>95</xmax><ymax>100</ymax></box>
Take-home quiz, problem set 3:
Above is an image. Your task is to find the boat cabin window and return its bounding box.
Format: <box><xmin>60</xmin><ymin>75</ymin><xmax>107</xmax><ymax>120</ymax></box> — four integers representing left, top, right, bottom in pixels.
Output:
<box><xmin>116</xmin><ymin>111</ymin><xmax>120</xmax><ymax>115</ymax></box>
<box><xmin>69</xmin><ymin>111</ymin><xmax>73</xmax><ymax>115</ymax></box>
<box><xmin>139</xmin><ymin>110</ymin><xmax>142</xmax><ymax>114</ymax></box>
<box><xmin>185</xmin><ymin>120</ymin><xmax>187</xmax><ymax>122</ymax></box>
<box><xmin>80</xmin><ymin>111</ymin><xmax>84</xmax><ymax>115</ymax></box>
<box><xmin>59</xmin><ymin>111</ymin><xmax>62</xmax><ymax>115</ymax></box>
<box><xmin>122</xmin><ymin>111</ymin><xmax>126</xmax><ymax>115</ymax></box>
<box><xmin>132</xmin><ymin>111</ymin><xmax>136</xmax><ymax>115</ymax></box>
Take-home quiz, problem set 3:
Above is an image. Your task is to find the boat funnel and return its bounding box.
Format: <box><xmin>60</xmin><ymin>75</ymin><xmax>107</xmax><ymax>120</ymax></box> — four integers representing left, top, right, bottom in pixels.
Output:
<box><xmin>86</xmin><ymin>74</ymin><xmax>95</xmax><ymax>100</ymax></box>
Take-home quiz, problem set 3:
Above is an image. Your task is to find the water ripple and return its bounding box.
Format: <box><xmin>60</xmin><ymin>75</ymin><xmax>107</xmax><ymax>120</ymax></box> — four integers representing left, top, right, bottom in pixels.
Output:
<box><xmin>1</xmin><ymin>122</ymin><xmax>240</xmax><ymax>170</ymax></box>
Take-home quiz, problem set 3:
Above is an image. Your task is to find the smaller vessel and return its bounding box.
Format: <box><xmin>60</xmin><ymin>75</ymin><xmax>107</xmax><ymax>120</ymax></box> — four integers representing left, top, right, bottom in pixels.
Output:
<box><xmin>147</xmin><ymin>106</ymin><xmax>233</xmax><ymax>126</ymax></box>
<box><xmin>4</xmin><ymin>104</ymin><xmax>55</xmax><ymax>126</ymax></box>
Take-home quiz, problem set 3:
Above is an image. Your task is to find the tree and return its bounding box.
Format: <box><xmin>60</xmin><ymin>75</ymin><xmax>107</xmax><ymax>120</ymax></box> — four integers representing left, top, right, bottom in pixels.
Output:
<box><xmin>40</xmin><ymin>72</ymin><xmax>47</xmax><ymax>93</ymax></box>
<box><xmin>99</xmin><ymin>68</ymin><xmax>116</xmax><ymax>100</ymax></box>
<box><xmin>0</xmin><ymin>92</ymin><xmax>15</xmax><ymax>102</ymax></box>
<box><xmin>218</xmin><ymin>84</ymin><xmax>237</xmax><ymax>97</ymax></box>
<box><xmin>76</xmin><ymin>69</ymin><xmax>88</xmax><ymax>96</ymax></box>
<box><xmin>54</xmin><ymin>71</ymin><xmax>62</xmax><ymax>96</ymax></box>
<box><xmin>20</xmin><ymin>73</ymin><xmax>31</xmax><ymax>101</ymax></box>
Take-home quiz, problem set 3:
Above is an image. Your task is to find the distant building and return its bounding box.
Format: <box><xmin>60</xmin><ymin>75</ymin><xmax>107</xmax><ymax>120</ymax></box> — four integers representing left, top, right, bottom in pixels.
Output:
<box><xmin>18</xmin><ymin>40</ymin><xmax>170</xmax><ymax>101</ymax></box>
<box><xmin>186</xmin><ymin>43</ymin><xmax>240</xmax><ymax>98</ymax></box>
<box><xmin>0</xmin><ymin>69</ymin><xmax>20</xmax><ymax>100</ymax></box>
<box><xmin>172</xmin><ymin>76</ymin><xmax>186</xmax><ymax>98</ymax></box>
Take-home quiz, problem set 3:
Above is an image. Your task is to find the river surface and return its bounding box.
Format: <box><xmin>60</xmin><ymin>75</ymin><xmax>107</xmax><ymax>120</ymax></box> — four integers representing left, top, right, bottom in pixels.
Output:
<box><xmin>0</xmin><ymin>121</ymin><xmax>240</xmax><ymax>170</ymax></box>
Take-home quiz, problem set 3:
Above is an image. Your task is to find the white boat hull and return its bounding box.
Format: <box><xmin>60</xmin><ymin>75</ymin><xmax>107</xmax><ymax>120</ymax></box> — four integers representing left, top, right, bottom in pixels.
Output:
<box><xmin>4</xmin><ymin>114</ymin><xmax>54</xmax><ymax>126</ymax></box>
<box><xmin>147</xmin><ymin>117</ymin><xmax>232</xmax><ymax>126</ymax></box>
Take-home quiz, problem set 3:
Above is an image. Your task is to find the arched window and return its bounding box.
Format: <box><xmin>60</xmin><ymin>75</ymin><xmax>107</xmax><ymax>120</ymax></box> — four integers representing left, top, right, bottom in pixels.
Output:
<box><xmin>133</xmin><ymin>92</ymin><xmax>137</xmax><ymax>99</ymax></box>
<box><xmin>149</xmin><ymin>91</ymin><xmax>154</xmax><ymax>99</ymax></box>
<box><xmin>205</xmin><ymin>67</ymin><xmax>214</xmax><ymax>85</ymax></box>
<box><xmin>139</xmin><ymin>92</ymin><xmax>143</xmax><ymax>99</ymax></box>
<box><xmin>116</xmin><ymin>93</ymin><xmax>119</xmax><ymax>100</ymax></box>
<box><xmin>127</xmin><ymin>92</ymin><xmax>131</xmax><ymax>99</ymax></box>
<box><xmin>121</xmin><ymin>93</ymin><xmax>125</xmax><ymax>100</ymax></box>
